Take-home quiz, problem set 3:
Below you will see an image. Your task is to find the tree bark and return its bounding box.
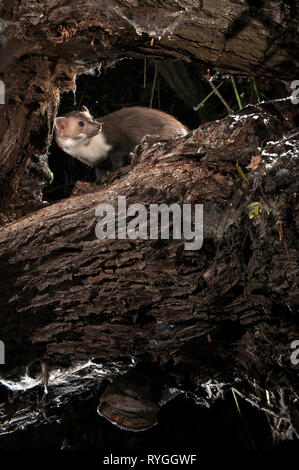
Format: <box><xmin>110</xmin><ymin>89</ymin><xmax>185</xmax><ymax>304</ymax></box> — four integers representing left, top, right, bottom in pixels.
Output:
<box><xmin>0</xmin><ymin>0</ymin><xmax>298</xmax><ymax>220</ymax></box>
<box><xmin>0</xmin><ymin>0</ymin><xmax>298</xmax><ymax>445</ymax></box>
<box><xmin>0</xmin><ymin>99</ymin><xmax>298</xmax><ymax>438</ymax></box>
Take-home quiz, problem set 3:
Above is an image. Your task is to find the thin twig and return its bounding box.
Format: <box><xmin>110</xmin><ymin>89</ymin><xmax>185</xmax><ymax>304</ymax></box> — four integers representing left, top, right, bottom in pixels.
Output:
<box><xmin>143</xmin><ymin>58</ymin><xmax>147</xmax><ymax>89</ymax></box>
<box><xmin>193</xmin><ymin>80</ymin><xmax>224</xmax><ymax>111</ymax></box>
<box><xmin>252</xmin><ymin>77</ymin><xmax>261</xmax><ymax>104</ymax></box>
<box><xmin>206</xmin><ymin>76</ymin><xmax>232</xmax><ymax>112</ymax></box>
<box><xmin>150</xmin><ymin>61</ymin><xmax>158</xmax><ymax>108</ymax></box>
<box><xmin>230</xmin><ymin>75</ymin><xmax>243</xmax><ymax>110</ymax></box>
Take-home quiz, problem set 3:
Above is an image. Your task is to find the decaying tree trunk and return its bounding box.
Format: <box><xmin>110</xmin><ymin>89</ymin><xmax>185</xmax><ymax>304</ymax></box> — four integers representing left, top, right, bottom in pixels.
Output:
<box><xmin>0</xmin><ymin>98</ymin><xmax>298</xmax><ymax>438</ymax></box>
<box><xmin>0</xmin><ymin>0</ymin><xmax>298</xmax><ymax>446</ymax></box>
<box><xmin>0</xmin><ymin>0</ymin><xmax>299</xmax><ymax>221</ymax></box>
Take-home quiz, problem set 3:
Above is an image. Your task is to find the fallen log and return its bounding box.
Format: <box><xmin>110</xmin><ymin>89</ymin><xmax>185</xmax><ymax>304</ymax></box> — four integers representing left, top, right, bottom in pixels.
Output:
<box><xmin>0</xmin><ymin>99</ymin><xmax>298</xmax><ymax>440</ymax></box>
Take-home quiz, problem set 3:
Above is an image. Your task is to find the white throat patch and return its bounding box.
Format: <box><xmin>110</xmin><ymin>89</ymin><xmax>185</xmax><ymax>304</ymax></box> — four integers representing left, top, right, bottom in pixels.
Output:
<box><xmin>58</xmin><ymin>133</ymin><xmax>112</xmax><ymax>166</ymax></box>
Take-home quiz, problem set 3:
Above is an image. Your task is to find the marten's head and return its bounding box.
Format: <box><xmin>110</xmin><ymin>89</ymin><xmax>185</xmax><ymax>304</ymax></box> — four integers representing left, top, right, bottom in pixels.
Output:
<box><xmin>54</xmin><ymin>106</ymin><xmax>102</xmax><ymax>141</ymax></box>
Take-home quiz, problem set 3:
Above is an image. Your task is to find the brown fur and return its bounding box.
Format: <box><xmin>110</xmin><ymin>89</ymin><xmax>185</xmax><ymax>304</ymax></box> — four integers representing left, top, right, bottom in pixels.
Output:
<box><xmin>100</xmin><ymin>106</ymin><xmax>188</xmax><ymax>151</ymax></box>
<box><xmin>54</xmin><ymin>106</ymin><xmax>188</xmax><ymax>175</ymax></box>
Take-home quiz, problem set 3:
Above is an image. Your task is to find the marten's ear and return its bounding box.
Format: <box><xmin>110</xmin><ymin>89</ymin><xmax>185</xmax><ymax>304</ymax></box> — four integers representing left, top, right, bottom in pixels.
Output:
<box><xmin>54</xmin><ymin>117</ymin><xmax>67</xmax><ymax>131</ymax></box>
<box><xmin>81</xmin><ymin>106</ymin><xmax>90</xmax><ymax>114</ymax></box>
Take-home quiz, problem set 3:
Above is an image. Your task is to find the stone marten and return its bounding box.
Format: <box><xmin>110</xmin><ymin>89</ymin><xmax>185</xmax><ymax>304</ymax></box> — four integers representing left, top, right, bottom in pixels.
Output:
<box><xmin>54</xmin><ymin>106</ymin><xmax>188</xmax><ymax>179</ymax></box>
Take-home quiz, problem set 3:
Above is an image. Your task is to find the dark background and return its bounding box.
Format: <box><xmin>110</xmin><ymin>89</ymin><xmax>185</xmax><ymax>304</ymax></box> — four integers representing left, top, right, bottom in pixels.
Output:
<box><xmin>0</xmin><ymin>384</ymin><xmax>290</xmax><ymax>451</ymax></box>
<box><xmin>44</xmin><ymin>58</ymin><xmax>288</xmax><ymax>202</ymax></box>
<box><xmin>1</xmin><ymin>59</ymin><xmax>294</xmax><ymax>452</ymax></box>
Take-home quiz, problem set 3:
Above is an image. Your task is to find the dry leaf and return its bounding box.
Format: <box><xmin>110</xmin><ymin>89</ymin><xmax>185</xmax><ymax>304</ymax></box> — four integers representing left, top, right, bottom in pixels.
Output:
<box><xmin>246</xmin><ymin>155</ymin><xmax>262</xmax><ymax>170</ymax></box>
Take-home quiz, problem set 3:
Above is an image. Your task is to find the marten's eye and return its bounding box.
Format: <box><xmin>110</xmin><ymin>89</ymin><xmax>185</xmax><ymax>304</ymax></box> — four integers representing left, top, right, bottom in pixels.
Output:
<box><xmin>78</xmin><ymin>121</ymin><xmax>84</xmax><ymax>127</ymax></box>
